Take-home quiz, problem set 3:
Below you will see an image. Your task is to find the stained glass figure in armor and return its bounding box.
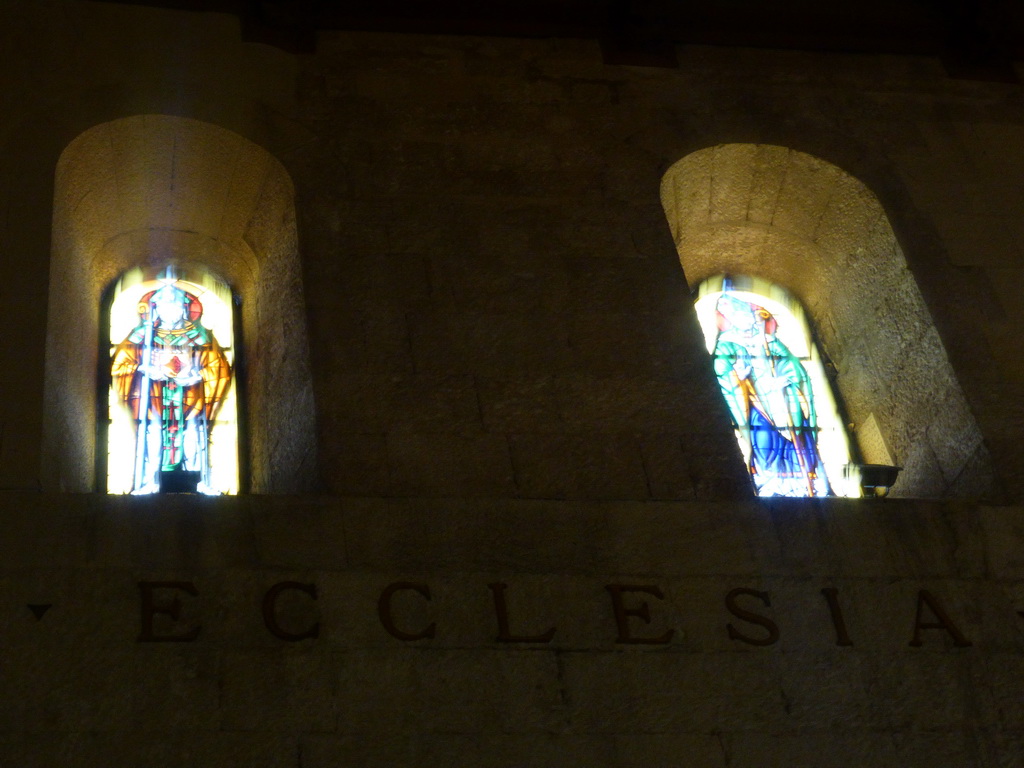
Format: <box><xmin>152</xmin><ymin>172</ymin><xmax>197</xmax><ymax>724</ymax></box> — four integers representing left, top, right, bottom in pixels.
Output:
<box><xmin>111</xmin><ymin>279</ymin><xmax>232</xmax><ymax>494</ymax></box>
<box><xmin>711</xmin><ymin>292</ymin><xmax>832</xmax><ymax>497</ymax></box>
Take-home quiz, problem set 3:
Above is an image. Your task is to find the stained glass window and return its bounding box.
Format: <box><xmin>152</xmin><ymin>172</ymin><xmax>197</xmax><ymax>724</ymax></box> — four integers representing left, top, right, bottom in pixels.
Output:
<box><xmin>694</xmin><ymin>275</ymin><xmax>858</xmax><ymax>498</ymax></box>
<box><xmin>107</xmin><ymin>267</ymin><xmax>238</xmax><ymax>495</ymax></box>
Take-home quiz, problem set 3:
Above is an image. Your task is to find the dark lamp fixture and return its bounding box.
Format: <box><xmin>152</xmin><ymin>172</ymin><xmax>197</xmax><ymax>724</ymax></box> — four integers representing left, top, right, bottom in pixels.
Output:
<box><xmin>159</xmin><ymin>469</ymin><xmax>201</xmax><ymax>494</ymax></box>
<box><xmin>858</xmin><ymin>464</ymin><xmax>902</xmax><ymax>498</ymax></box>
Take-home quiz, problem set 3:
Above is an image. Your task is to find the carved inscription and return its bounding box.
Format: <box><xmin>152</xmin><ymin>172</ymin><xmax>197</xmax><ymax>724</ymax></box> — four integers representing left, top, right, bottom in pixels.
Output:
<box><xmin>262</xmin><ymin>581</ymin><xmax>320</xmax><ymax>641</ymax></box>
<box><xmin>378</xmin><ymin>582</ymin><xmax>436</xmax><ymax>641</ymax></box>
<box><xmin>488</xmin><ymin>582</ymin><xmax>556</xmax><ymax>643</ymax></box>
<box><xmin>725</xmin><ymin>588</ymin><xmax>779</xmax><ymax>646</ymax></box>
<box><xmin>820</xmin><ymin>587</ymin><xmax>853</xmax><ymax>646</ymax></box>
<box><xmin>137</xmin><ymin>581</ymin><xmax>201</xmax><ymax>642</ymax></box>
<box><xmin>909</xmin><ymin>589</ymin><xmax>972</xmax><ymax>648</ymax></box>
<box><xmin>120</xmin><ymin>580</ymin><xmax>991</xmax><ymax>649</ymax></box>
<box><xmin>605</xmin><ymin>585</ymin><xmax>674</xmax><ymax>644</ymax></box>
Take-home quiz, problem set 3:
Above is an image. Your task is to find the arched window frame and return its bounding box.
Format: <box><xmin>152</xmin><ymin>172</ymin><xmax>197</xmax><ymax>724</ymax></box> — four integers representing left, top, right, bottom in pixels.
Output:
<box><xmin>43</xmin><ymin>114</ymin><xmax>316</xmax><ymax>494</ymax></box>
<box><xmin>661</xmin><ymin>144</ymin><xmax>990</xmax><ymax>498</ymax></box>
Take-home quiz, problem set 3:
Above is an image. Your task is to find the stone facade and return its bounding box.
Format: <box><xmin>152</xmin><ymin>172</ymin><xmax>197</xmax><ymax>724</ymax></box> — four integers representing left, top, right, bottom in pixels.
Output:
<box><xmin>3</xmin><ymin>494</ymin><xmax>1023</xmax><ymax>766</ymax></box>
<box><xmin>1</xmin><ymin>1</ymin><xmax>1023</xmax><ymax>765</ymax></box>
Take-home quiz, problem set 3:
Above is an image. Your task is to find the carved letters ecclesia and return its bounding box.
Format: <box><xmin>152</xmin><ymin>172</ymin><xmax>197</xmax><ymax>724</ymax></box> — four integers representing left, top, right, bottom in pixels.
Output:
<box><xmin>132</xmin><ymin>580</ymin><xmax>979</xmax><ymax>649</ymax></box>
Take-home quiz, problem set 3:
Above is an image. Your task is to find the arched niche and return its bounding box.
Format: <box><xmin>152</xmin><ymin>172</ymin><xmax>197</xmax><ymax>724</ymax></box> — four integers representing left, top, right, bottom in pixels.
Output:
<box><xmin>661</xmin><ymin>144</ymin><xmax>991</xmax><ymax>498</ymax></box>
<box><xmin>43</xmin><ymin>114</ymin><xmax>316</xmax><ymax>493</ymax></box>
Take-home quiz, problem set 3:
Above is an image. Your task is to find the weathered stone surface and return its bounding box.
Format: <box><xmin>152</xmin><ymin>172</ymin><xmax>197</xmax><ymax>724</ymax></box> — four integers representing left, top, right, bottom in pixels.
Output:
<box><xmin>2</xmin><ymin>2</ymin><xmax>1024</xmax><ymax>764</ymax></box>
<box><xmin>0</xmin><ymin>494</ymin><xmax>1020</xmax><ymax>764</ymax></box>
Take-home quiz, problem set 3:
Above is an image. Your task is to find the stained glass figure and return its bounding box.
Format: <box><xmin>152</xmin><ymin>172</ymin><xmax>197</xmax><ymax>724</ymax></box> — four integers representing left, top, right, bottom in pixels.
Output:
<box><xmin>107</xmin><ymin>268</ymin><xmax>237</xmax><ymax>495</ymax></box>
<box><xmin>694</xmin><ymin>276</ymin><xmax>857</xmax><ymax>498</ymax></box>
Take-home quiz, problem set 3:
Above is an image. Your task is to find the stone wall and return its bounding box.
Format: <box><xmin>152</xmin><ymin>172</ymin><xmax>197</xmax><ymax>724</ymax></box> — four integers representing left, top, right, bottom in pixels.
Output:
<box><xmin>285</xmin><ymin>33</ymin><xmax>1021</xmax><ymax>501</ymax></box>
<box><xmin>0</xmin><ymin>3</ymin><xmax>1019</xmax><ymax>500</ymax></box>
<box><xmin>1</xmin><ymin>493</ymin><xmax>1021</xmax><ymax>766</ymax></box>
<box><xmin>662</xmin><ymin>144</ymin><xmax>989</xmax><ymax>498</ymax></box>
<box><xmin>0</xmin><ymin>1</ymin><xmax>1023</xmax><ymax>765</ymax></box>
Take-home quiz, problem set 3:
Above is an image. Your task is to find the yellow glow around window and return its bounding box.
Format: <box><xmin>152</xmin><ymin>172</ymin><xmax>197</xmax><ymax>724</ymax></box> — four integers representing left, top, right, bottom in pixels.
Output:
<box><xmin>695</xmin><ymin>275</ymin><xmax>858</xmax><ymax>498</ymax></box>
<box><xmin>107</xmin><ymin>267</ymin><xmax>238</xmax><ymax>495</ymax></box>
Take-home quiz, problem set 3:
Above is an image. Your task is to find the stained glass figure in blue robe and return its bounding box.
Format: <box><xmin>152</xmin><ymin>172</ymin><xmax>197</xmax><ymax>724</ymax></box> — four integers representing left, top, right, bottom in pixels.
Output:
<box><xmin>711</xmin><ymin>292</ymin><xmax>832</xmax><ymax>497</ymax></box>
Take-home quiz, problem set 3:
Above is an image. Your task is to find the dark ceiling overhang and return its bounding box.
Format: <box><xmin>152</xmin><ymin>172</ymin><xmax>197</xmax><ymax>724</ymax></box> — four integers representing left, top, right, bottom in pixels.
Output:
<box><xmin>96</xmin><ymin>0</ymin><xmax>1023</xmax><ymax>81</ymax></box>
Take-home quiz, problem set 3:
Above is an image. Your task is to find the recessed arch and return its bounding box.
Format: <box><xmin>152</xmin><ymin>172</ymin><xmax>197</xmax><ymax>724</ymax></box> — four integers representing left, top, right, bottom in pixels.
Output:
<box><xmin>661</xmin><ymin>144</ymin><xmax>990</xmax><ymax>498</ymax></box>
<box><xmin>43</xmin><ymin>114</ymin><xmax>316</xmax><ymax>493</ymax></box>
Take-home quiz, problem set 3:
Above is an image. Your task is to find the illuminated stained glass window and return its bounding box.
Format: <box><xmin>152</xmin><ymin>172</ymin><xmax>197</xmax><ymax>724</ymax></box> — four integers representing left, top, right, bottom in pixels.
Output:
<box><xmin>694</xmin><ymin>275</ymin><xmax>858</xmax><ymax>498</ymax></box>
<box><xmin>107</xmin><ymin>267</ymin><xmax>238</xmax><ymax>495</ymax></box>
